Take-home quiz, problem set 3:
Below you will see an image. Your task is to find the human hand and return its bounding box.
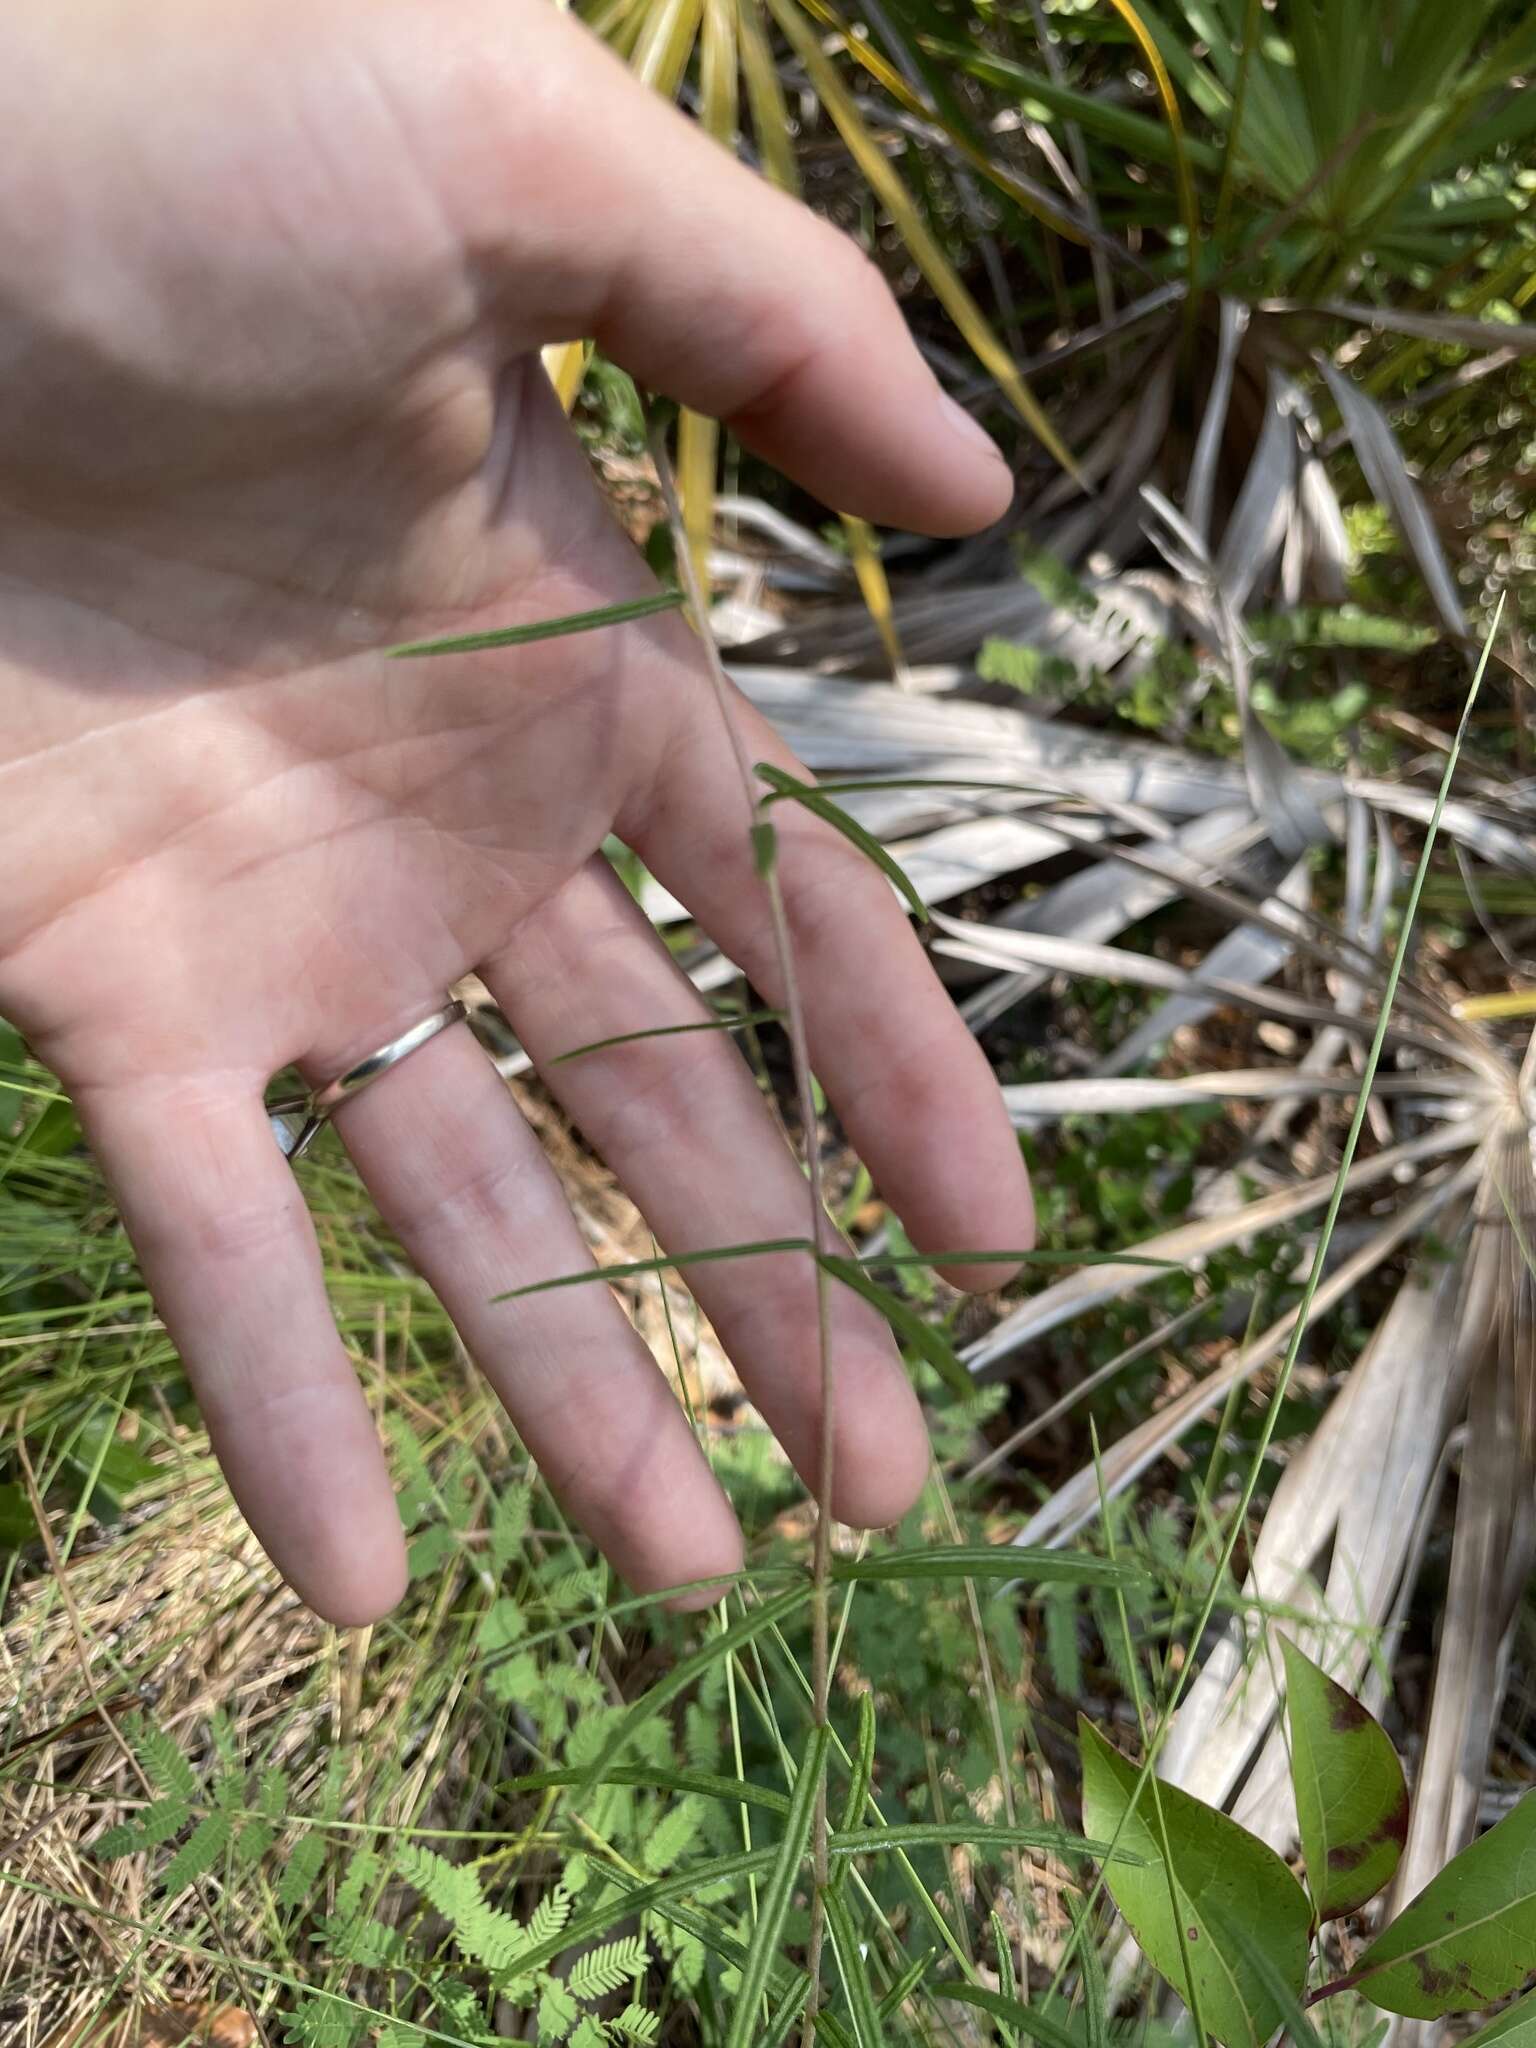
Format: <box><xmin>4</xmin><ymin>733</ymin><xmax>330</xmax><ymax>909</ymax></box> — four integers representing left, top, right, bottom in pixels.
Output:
<box><xmin>0</xmin><ymin>0</ymin><xmax>1032</xmax><ymax>1622</ymax></box>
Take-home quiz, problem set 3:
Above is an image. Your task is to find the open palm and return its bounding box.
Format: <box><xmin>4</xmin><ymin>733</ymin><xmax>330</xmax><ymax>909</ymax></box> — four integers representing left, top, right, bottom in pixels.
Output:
<box><xmin>0</xmin><ymin>0</ymin><xmax>1031</xmax><ymax>1622</ymax></box>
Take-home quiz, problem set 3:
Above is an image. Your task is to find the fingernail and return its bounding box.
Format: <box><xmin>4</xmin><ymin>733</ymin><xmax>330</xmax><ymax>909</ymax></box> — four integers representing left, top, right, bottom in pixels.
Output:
<box><xmin>937</xmin><ymin>391</ymin><xmax>1009</xmax><ymax>468</ymax></box>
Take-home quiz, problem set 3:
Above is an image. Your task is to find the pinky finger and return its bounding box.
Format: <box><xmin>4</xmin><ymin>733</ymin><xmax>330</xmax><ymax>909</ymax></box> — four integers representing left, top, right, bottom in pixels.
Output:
<box><xmin>78</xmin><ymin>1078</ymin><xmax>406</xmax><ymax>1626</ymax></box>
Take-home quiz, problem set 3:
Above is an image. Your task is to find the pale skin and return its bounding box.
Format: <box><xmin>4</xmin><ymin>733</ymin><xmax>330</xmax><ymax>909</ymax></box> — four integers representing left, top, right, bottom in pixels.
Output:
<box><xmin>0</xmin><ymin>0</ymin><xmax>1034</xmax><ymax>1624</ymax></box>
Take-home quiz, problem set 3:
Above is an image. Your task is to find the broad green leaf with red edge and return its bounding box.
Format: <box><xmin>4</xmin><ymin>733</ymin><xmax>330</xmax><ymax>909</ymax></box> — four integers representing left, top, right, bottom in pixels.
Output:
<box><xmin>1350</xmin><ymin>1794</ymin><xmax>1536</xmax><ymax>2017</ymax></box>
<box><xmin>1280</xmin><ymin>1635</ymin><xmax>1409</xmax><ymax>1921</ymax></box>
<box><xmin>1079</xmin><ymin>1717</ymin><xmax>1312</xmax><ymax>2048</ymax></box>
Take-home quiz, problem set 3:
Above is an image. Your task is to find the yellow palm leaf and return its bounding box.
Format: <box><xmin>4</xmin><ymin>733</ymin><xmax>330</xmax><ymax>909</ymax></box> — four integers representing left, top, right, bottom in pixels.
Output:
<box><xmin>797</xmin><ymin>0</ymin><xmax>1089</xmax><ymax>244</ymax></box>
<box><xmin>841</xmin><ymin>514</ymin><xmax>911</xmax><ymax>686</ymax></box>
<box><xmin>673</xmin><ymin>0</ymin><xmax>739</xmax><ymax>593</ymax></box>
<box><xmin>1101</xmin><ymin>0</ymin><xmax>1200</xmax><ymax>315</ymax></box>
<box><xmin>764</xmin><ymin>0</ymin><xmax>1083</xmax><ymax>484</ymax></box>
<box><xmin>736</xmin><ymin>0</ymin><xmax>802</xmax><ymax>195</ymax></box>
<box><xmin>630</xmin><ymin>0</ymin><xmax>704</xmax><ymax>94</ymax></box>
<box><xmin>1454</xmin><ymin>991</ymin><xmax>1536</xmax><ymax>1022</ymax></box>
<box><xmin>542</xmin><ymin>340</ymin><xmax>593</xmax><ymax>413</ymax></box>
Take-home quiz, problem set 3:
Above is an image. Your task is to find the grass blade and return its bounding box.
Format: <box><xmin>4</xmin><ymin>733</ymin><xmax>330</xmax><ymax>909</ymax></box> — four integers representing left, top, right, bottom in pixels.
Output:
<box><xmin>757</xmin><ymin>763</ymin><xmax>929</xmax><ymax>920</ymax></box>
<box><xmin>548</xmin><ymin>1009</ymin><xmax>783</xmax><ymax>1065</ymax></box>
<box><xmin>726</xmin><ymin>1724</ymin><xmax>832</xmax><ymax>2048</ymax></box>
<box><xmin>831</xmin><ymin>1545</ymin><xmax>1143</xmax><ymax>1588</ymax></box>
<box><xmin>931</xmin><ymin>1982</ymin><xmax>1080</xmax><ymax>2048</ymax></box>
<box><xmin>581</xmin><ymin>1584</ymin><xmax>812</xmax><ymax>1793</ymax></box>
<box><xmin>823</xmin><ymin>1880</ymin><xmax>886</xmax><ymax>2046</ymax></box>
<box><xmin>814</xmin><ymin>1255</ymin><xmax>966</xmax><ymax>1398</ymax></box>
<box><xmin>384</xmin><ymin>588</ymin><xmax>684</xmax><ymax>658</ymax></box>
<box><xmin>759</xmin><ymin>0</ymin><xmax>1084</xmax><ymax>483</ymax></box>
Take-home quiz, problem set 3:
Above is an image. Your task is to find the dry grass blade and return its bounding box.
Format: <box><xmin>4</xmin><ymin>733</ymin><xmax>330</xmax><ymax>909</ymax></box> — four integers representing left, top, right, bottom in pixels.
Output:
<box><xmin>1011</xmin><ymin>1157</ymin><xmax>1482</xmax><ymax>1549</ymax></box>
<box><xmin>967</xmin><ymin>1125</ymin><xmax>1478</xmax><ymax>1376</ymax></box>
<box><xmin>1319</xmin><ymin>358</ymin><xmax>1467</xmax><ymax>641</ymax></box>
<box><xmin>1160</xmin><ymin>1256</ymin><xmax>1469</xmax><ymax>1836</ymax></box>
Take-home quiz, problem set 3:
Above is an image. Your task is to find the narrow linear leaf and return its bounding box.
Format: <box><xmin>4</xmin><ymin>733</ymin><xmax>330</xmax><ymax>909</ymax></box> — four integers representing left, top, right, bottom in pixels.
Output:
<box><xmin>1280</xmin><ymin>1635</ymin><xmax>1408</xmax><ymax>1920</ymax></box>
<box><xmin>578</xmin><ymin>1584</ymin><xmax>811</xmax><ymax>1793</ymax></box>
<box><xmin>549</xmin><ymin>1010</ymin><xmax>783</xmax><ymax>1065</ymax></box>
<box><xmin>502</xmin><ymin>1762</ymin><xmax>792</xmax><ymax>1817</ymax></box>
<box><xmin>815</xmin><ymin>1255</ymin><xmax>968</xmax><ymax>1399</ymax></box>
<box><xmin>384</xmin><ymin>588</ymin><xmax>684</xmax><ymax>659</ymax></box>
<box><xmin>826</xmin><ymin>1820</ymin><xmax>1124</xmax><ymax>1862</ymax></box>
<box><xmin>833</xmin><ymin>1690</ymin><xmax>878</xmax><ymax>1880</ymax></box>
<box><xmin>832</xmin><ymin>1544</ymin><xmax>1143</xmax><ymax>1589</ymax></box>
<box><xmin>1349</xmin><ymin>1792</ymin><xmax>1536</xmax><ymax>2018</ymax></box>
<box><xmin>1071</xmin><ymin>1892</ymin><xmax>1108</xmax><ymax>2048</ymax></box>
<box><xmin>725</xmin><ymin>1724</ymin><xmax>831</xmax><ymax>2048</ymax></box>
<box><xmin>877</xmin><ymin>1950</ymin><xmax>934</xmax><ymax>2021</ymax></box>
<box><xmin>491</xmin><ymin>1241</ymin><xmax>1176</xmax><ymax>1304</ymax></box>
<box><xmin>930</xmin><ymin>1983</ymin><xmax>1079</xmax><ymax>2048</ymax></box>
<box><xmin>1079</xmin><ymin>1718</ymin><xmax>1311</xmax><ymax>2048</ymax></box>
<box><xmin>756</xmin><ymin>763</ymin><xmax>928</xmax><ymax>920</ymax></box>
<box><xmin>824</xmin><ymin>1881</ymin><xmax>886</xmax><ymax>2047</ymax></box>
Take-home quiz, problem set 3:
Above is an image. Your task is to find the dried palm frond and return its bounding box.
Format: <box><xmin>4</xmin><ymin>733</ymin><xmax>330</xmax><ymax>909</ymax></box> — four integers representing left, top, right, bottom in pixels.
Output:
<box><xmin>921</xmin><ymin>792</ymin><xmax>1535</xmax><ymax>1902</ymax></box>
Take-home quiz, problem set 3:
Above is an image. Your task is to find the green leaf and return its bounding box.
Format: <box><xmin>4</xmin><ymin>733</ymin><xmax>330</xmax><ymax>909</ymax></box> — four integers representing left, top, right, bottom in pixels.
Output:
<box><xmin>614</xmin><ymin>2006</ymin><xmax>660</xmax><ymax>2045</ymax></box>
<box><xmin>877</xmin><ymin>1950</ymin><xmax>934</xmax><ymax>2021</ymax></box>
<box><xmin>577</xmin><ymin>1582</ymin><xmax>810</xmax><ymax>1794</ymax></box>
<box><xmin>1350</xmin><ymin>1793</ymin><xmax>1536</xmax><ymax>2017</ymax></box>
<box><xmin>489</xmin><ymin>1481</ymin><xmax>531</xmax><ymax>1569</ymax></box>
<box><xmin>826</xmin><ymin>1820</ymin><xmax>1118</xmax><ymax>1862</ymax></box>
<box><xmin>814</xmin><ymin>1256</ymin><xmax>971</xmax><ymax>1401</ymax></box>
<box><xmin>537</xmin><ymin>1980</ymin><xmax>579</xmax><ymax>2041</ymax></box>
<box><xmin>161</xmin><ymin>1810</ymin><xmax>233</xmax><ymax>1897</ymax></box>
<box><xmin>831</xmin><ymin>1544</ymin><xmax>1143</xmax><ymax>1589</ymax></box>
<box><xmin>1457</xmin><ymin>1986</ymin><xmax>1536</xmax><ymax>2048</ymax></box>
<box><xmin>642</xmin><ymin>1795</ymin><xmax>706</xmax><ymax>1875</ymax></box>
<box><xmin>135</xmin><ymin>1716</ymin><xmax>199</xmax><ymax>1802</ymax></box>
<box><xmin>0</xmin><ymin>1481</ymin><xmax>39</xmax><ymax>1552</ymax></box>
<box><xmin>929</xmin><ymin>1983</ymin><xmax>1079</xmax><ymax>2048</ymax></box>
<box><xmin>234</xmin><ymin>1817</ymin><xmax>276</xmax><ymax>1869</ymax></box>
<box><xmin>830</xmin><ymin>1691</ymin><xmax>877</xmax><ymax>1894</ymax></box>
<box><xmin>1078</xmin><ymin>1718</ymin><xmax>1311</xmax><ymax>2048</ymax></box>
<box><xmin>277</xmin><ymin>1830</ymin><xmax>327</xmax><ymax>1912</ymax></box>
<box><xmin>569</xmin><ymin>1933</ymin><xmax>648</xmax><ymax>2001</ymax></box>
<box><xmin>407</xmin><ymin>1522</ymin><xmax>458</xmax><ymax>1581</ymax></box>
<box><xmin>477</xmin><ymin>1597</ymin><xmax>526</xmax><ymax>1657</ymax></box>
<box><xmin>755</xmin><ymin>763</ymin><xmax>928</xmax><ymax>920</ymax></box>
<box><xmin>1280</xmin><ymin>1636</ymin><xmax>1408</xmax><ymax>1920</ymax></box>
<box><xmin>824</xmin><ymin>1882</ymin><xmax>886</xmax><ymax>2047</ymax></box>
<box><xmin>501</xmin><ymin>1761</ymin><xmax>791</xmax><ymax>1818</ymax></box>
<box><xmin>725</xmin><ymin>1724</ymin><xmax>831</xmax><ymax>2048</ymax></box>
<box><xmin>384</xmin><ymin>587</ymin><xmax>685</xmax><ymax>658</ymax></box>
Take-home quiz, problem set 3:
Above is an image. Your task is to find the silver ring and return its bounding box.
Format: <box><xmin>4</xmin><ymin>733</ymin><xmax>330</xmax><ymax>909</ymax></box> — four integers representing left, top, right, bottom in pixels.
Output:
<box><xmin>269</xmin><ymin>998</ymin><xmax>467</xmax><ymax>1161</ymax></box>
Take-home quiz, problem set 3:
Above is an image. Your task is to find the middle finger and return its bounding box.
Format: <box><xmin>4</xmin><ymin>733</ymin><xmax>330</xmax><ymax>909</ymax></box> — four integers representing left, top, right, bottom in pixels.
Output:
<box><xmin>485</xmin><ymin>859</ymin><xmax>931</xmax><ymax>1530</ymax></box>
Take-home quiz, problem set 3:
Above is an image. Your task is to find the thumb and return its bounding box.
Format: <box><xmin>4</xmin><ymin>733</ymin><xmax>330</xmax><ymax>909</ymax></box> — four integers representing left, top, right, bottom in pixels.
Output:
<box><xmin>441</xmin><ymin>0</ymin><xmax>1014</xmax><ymax>536</ymax></box>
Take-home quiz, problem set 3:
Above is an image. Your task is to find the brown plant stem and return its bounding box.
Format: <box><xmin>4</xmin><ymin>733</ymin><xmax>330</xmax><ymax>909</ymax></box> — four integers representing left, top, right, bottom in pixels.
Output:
<box><xmin>647</xmin><ymin>412</ymin><xmax>837</xmax><ymax>2046</ymax></box>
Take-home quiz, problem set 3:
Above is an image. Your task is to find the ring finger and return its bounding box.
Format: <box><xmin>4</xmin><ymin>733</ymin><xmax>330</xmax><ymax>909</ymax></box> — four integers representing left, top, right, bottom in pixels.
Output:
<box><xmin>325</xmin><ymin>1016</ymin><xmax>744</xmax><ymax>1603</ymax></box>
